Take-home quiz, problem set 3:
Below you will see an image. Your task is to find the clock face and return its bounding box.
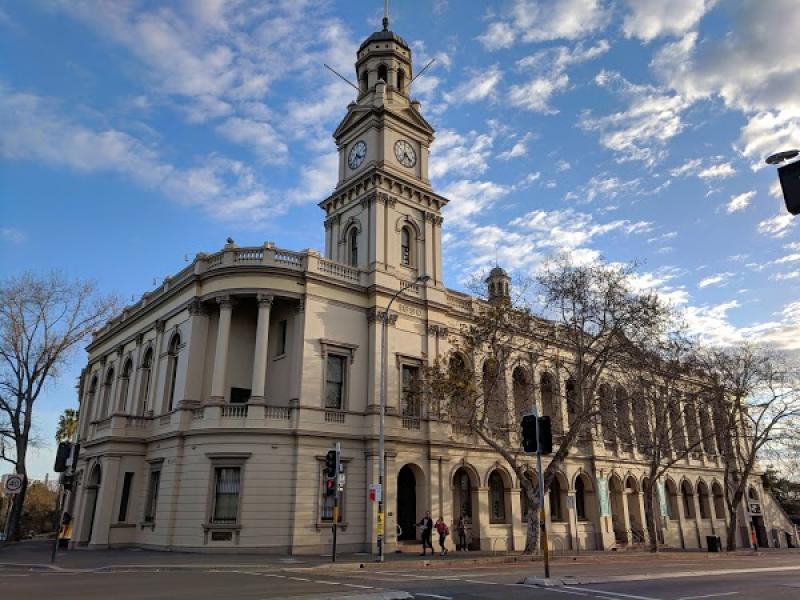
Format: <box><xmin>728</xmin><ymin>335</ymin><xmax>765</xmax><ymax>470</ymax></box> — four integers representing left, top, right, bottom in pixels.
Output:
<box><xmin>348</xmin><ymin>140</ymin><xmax>367</xmax><ymax>170</ymax></box>
<box><xmin>394</xmin><ymin>140</ymin><xmax>417</xmax><ymax>168</ymax></box>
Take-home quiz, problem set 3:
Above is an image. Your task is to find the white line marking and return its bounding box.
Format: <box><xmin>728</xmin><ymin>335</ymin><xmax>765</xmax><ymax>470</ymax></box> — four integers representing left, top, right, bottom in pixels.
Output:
<box><xmin>287</xmin><ymin>576</ymin><xmax>310</xmax><ymax>581</ymax></box>
<box><xmin>415</xmin><ymin>595</ymin><xmax>453</xmax><ymax>600</ymax></box>
<box><xmin>678</xmin><ymin>594</ymin><xmax>739</xmax><ymax>600</ymax></box>
<box><xmin>343</xmin><ymin>583</ymin><xmax>375</xmax><ymax>589</ymax></box>
<box><xmin>463</xmin><ymin>579</ymin><xmax>500</xmax><ymax>585</ymax></box>
<box><xmin>568</xmin><ymin>587</ymin><xmax>660</xmax><ymax>600</ymax></box>
<box><xmin>310</xmin><ymin>580</ymin><xmax>341</xmax><ymax>585</ymax></box>
<box><xmin>545</xmin><ymin>588</ymin><xmax>590</xmax><ymax>597</ymax></box>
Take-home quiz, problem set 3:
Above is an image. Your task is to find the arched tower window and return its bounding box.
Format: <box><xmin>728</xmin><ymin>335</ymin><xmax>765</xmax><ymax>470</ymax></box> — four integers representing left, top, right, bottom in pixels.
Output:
<box><xmin>87</xmin><ymin>375</ymin><xmax>98</xmax><ymax>422</ymax></box>
<box><xmin>165</xmin><ymin>333</ymin><xmax>181</xmax><ymax>412</ymax></box>
<box><xmin>360</xmin><ymin>70</ymin><xmax>368</xmax><ymax>94</ymax></box>
<box><xmin>118</xmin><ymin>358</ymin><xmax>133</xmax><ymax>413</ymax></box>
<box><xmin>400</xmin><ymin>227</ymin><xmax>412</xmax><ymax>266</ymax></box>
<box><xmin>397</xmin><ymin>69</ymin><xmax>405</xmax><ymax>93</ymax></box>
<box><xmin>512</xmin><ymin>367</ymin><xmax>529</xmax><ymax>421</ymax></box>
<box><xmin>377</xmin><ymin>64</ymin><xmax>388</xmax><ymax>84</ymax></box>
<box><xmin>139</xmin><ymin>348</ymin><xmax>153</xmax><ymax>416</ymax></box>
<box><xmin>348</xmin><ymin>227</ymin><xmax>359</xmax><ymax>267</ymax></box>
<box><xmin>102</xmin><ymin>367</ymin><xmax>115</xmax><ymax>418</ymax></box>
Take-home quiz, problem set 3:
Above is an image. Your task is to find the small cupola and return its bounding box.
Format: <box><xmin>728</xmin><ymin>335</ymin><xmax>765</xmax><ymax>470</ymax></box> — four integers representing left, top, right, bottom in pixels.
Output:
<box><xmin>355</xmin><ymin>12</ymin><xmax>413</xmax><ymax>98</ymax></box>
<box><xmin>486</xmin><ymin>266</ymin><xmax>511</xmax><ymax>305</ymax></box>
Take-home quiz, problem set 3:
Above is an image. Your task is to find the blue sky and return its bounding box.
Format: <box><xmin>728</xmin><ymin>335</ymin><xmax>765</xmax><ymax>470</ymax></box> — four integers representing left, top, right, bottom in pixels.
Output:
<box><xmin>1</xmin><ymin>0</ymin><xmax>799</xmax><ymax>477</ymax></box>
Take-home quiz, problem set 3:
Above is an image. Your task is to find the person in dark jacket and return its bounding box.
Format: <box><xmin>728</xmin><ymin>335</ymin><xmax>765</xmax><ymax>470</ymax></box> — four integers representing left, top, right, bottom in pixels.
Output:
<box><xmin>456</xmin><ymin>515</ymin><xmax>468</xmax><ymax>551</ymax></box>
<box><xmin>417</xmin><ymin>511</ymin><xmax>433</xmax><ymax>556</ymax></box>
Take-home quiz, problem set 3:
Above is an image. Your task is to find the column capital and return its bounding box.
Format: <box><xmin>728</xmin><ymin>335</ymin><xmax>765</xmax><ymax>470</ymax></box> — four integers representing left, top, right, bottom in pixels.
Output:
<box><xmin>216</xmin><ymin>294</ymin><xmax>233</xmax><ymax>309</ymax></box>
<box><xmin>257</xmin><ymin>294</ymin><xmax>274</xmax><ymax>308</ymax></box>
<box><xmin>188</xmin><ymin>298</ymin><xmax>208</xmax><ymax>316</ymax></box>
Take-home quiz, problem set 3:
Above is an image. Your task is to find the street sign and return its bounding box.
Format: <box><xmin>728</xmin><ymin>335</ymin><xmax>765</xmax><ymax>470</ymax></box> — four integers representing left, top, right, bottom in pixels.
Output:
<box><xmin>369</xmin><ymin>483</ymin><xmax>382</xmax><ymax>502</ymax></box>
<box><xmin>376</xmin><ymin>512</ymin><xmax>385</xmax><ymax>536</ymax></box>
<box><xmin>3</xmin><ymin>474</ymin><xmax>24</xmax><ymax>495</ymax></box>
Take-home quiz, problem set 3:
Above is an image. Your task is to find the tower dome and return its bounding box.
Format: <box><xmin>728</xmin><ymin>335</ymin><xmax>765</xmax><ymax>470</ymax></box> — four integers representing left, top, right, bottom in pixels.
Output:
<box><xmin>485</xmin><ymin>266</ymin><xmax>511</xmax><ymax>305</ymax></box>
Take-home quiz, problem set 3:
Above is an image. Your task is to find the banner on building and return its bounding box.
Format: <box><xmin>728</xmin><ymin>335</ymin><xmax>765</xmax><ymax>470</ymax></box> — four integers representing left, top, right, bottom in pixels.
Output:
<box><xmin>656</xmin><ymin>480</ymin><xmax>668</xmax><ymax>518</ymax></box>
<box><xmin>597</xmin><ymin>476</ymin><xmax>611</xmax><ymax>517</ymax></box>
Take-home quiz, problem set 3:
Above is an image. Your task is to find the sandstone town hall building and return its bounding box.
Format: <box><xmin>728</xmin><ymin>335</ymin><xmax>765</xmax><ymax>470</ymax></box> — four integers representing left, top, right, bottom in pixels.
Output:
<box><xmin>69</xmin><ymin>17</ymin><xmax>795</xmax><ymax>555</ymax></box>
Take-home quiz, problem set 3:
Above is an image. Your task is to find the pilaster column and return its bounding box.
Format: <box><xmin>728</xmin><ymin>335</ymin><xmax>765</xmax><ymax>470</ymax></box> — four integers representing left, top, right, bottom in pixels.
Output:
<box><xmin>209</xmin><ymin>296</ymin><xmax>233</xmax><ymax>403</ymax></box>
<box><xmin>621</xmin><ymin>490</ymin><xmax>632</xmax><ymax>545</ymax></box>
<box><xmin>146</xmin><ymin>320</ymin><xmax>165</xmax><ymax>415</ymax></box>
<box><xmin>289</xmin><ymin>298</ymin><xmax>306</xmax><ymax>407</ymax></box>
<box><xmin>176</xmin><ymin>300</ymin><xmax>209</xmax><ymax>406</ymax></box>
<box><xmin>250</xmin><ymin>294</ymin><xmax>273</xmax><ymax>402</ymax></box>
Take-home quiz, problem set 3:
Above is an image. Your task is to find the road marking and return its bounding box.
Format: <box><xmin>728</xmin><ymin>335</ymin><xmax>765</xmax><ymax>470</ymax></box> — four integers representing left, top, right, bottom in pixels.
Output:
<box><xmin>568</xmin><ymin>588</ymin><xmax>660</xmax><ymax>600</ymax></box>
<box><xmin>677</xmin><ymin>594</ymin><xmax>739</xmax><ymax>600</ymax></box>
<box><xmin>463</xmin><ymin>579</ymin><xmax>500</xmax><ymax>584</ymax></box>
<box><xmin>287</xmin><ymin>576</ymin><xmax>310</xmax><ymax>581</ymax></box>
<box><xmin>415</xmin><ymin>595</ymin><xmax>453</xmax><ymax>600</ymax></box>
<box><xmin>343</xmin><ymin>583</ymin><xmax>375</xmax><ymax>589</ymax></box>
<box><xmin>545</xmin><ymin>588</ymin><xmax>590</xmax><ymax>597</ymax></box>
<box><xmin>311</xmin><ymin>580</ymin><xmax>342</xmax><ymax>585</ymax></box>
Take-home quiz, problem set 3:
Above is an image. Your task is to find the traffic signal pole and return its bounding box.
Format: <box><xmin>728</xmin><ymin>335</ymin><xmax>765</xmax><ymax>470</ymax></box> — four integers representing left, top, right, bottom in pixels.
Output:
<box><xmin>332</xmin><ymin>442</ymin><xmax>341</xmax><ymax>563</ymax></box>
<box><xmin>533</xmin><ymin>406</ymin><xmax>550</xmax><ymax>579</ymax></box>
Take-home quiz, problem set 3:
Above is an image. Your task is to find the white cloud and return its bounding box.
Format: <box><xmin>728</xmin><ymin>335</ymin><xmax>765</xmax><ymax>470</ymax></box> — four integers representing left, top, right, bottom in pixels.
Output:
<box><xmin>737</xmin><ymin>112</ymin><xmax>800</xmax><ymax>168</ymax></box>
<box><xmin>758</xmin><ymin>213</ymin><xmax>796</xmax><ymax>238</ymax></box>
<box><xmin>441</xmin><ymin>179</ymin><xmax>512</xmax><ymax>227</ymax></box>
<box><xmin>429</xmin><ymin>129</ymin><xmax>495</xmax><ymax>180</ymax></box>
<box><xmin>698</xmin><ymin>272</ymin><xmax>734</xmax><ymax>289</ymax></box>
<box><xmin>580</xmin><ymin>71</ymin><xmax>691</xmax><ymax>165</ymax></box>
<box><xmin>444</xmin><ymin>65</ymin><xmax>503</xmax><ymax>104</ymax></box>
<box><xmin>215</xmin><ymin>117</ymin><xmax>287</xmax><ymax>163</ymax></box>
<box><xmin>497</xmin><ymin>137</ymin><xmax>529</xmax><ymax>161</ymax></box>
<box><xmin>1</xmin><ymin>228</ymin><xmax>26</xmax><ymax>243</ymax></box>
<box><xmin>726</xmin><ymin>191</ymin><xmax>756</xmax><ymax>213</ymax></box>
<box><xmin>622</xmin><ymin>0</ymin><xmax>716</xmax><ymax>42</ymax></box>
<box><xmin>670</xmin><ymin>158</ymin><xmax>703</xmax><ymax>177</ymax></box>
<box><xmin>509</xmin><ymin>41</ymin><xmax>609</xmax><ymax>114</ymax></box>
<box><xmin>565</xmin><ymin>174</ymin><xmax>646</xmax><ymax>203</ymax></box>
<box><xmin>478</xmin><ymin>0</ymin><xmax>611</xmax><ymax>49</ymax></box>
<box><xmin>697</xmin><ymin>162</ymin><xmax>736</xmax><ymax>179</ymax></box>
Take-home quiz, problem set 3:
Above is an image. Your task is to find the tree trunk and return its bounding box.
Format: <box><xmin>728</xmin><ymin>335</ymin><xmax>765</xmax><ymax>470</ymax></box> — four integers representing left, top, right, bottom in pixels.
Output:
<box><xmin>5</xmin><ymin>478</ymin><xmax>27</xmax><ymax>542</ymax></box>
<box><xmin>643</xmin><ymin>482</ymin><xmax>659</xmax><ymax>553</ymax></box>
<box><xmin>726</xmin><ymin>507</ymin><xmax>739</xmax><ymax>551</ymax></box>
<box><xmin>523</xmin><ymin>486</ymin><xmax>540</xmax><ymax>554</ymax></box>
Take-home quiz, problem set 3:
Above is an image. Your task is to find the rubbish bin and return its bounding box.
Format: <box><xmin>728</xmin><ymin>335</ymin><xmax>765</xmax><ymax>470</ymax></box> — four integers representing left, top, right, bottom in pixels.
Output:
<box><xmin>706</xmin><ymin>535</ymin><xmax>721</xmax><ymax>552</ymax></box>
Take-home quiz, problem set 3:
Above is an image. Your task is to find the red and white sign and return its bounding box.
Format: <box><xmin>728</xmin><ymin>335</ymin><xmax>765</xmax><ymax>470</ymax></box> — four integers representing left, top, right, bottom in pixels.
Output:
<box><xmin>2</xmin><ymin>474</ymin><xmax>24</xmax><ymax>495</ymax></box>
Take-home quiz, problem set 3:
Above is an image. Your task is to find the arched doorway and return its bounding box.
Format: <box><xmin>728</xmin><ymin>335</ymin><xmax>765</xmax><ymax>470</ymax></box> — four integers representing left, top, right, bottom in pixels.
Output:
<box><xmin>397</xmin><ymin>465</ymin><xmax>417</xmax><ymax>541</ymax></box>
<box><xmin>609</xmin><ymin>475</ymin><xmax>627</xmax><ymax>544</ymax></box>
<box><xmin>452</xmin><ymin>466</ymin><xmax>478</xmax><ymax>549</ymax></box>
<box><xmin>625</xmin><ymin>476</ymin><xmax>644</xmax><ymax>543</ymax></box>
<box><xmin>83</xmin><ymin>464</ymin><xmax>102</xmax><ymax>544</ymax></box>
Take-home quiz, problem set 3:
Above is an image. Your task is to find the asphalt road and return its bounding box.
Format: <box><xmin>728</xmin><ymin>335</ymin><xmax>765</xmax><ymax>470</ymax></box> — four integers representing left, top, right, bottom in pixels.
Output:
<box><xmin>3</xmin><ymin>561</ymin><xmax>800</xmax><ymax>600</ymax></box>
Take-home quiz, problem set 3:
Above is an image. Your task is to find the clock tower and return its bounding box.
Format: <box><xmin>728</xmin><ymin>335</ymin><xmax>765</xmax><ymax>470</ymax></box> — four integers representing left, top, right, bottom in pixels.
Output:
<box><xmin>319</xmin><ymin>16</ymin><xmax>448</xmax><ymax>288</ymax></box>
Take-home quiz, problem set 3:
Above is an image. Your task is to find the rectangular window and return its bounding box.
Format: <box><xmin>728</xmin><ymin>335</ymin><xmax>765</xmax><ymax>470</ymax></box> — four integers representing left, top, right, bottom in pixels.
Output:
<box><xmin>144</xmin><ymin>470</ymin><xmax>160</xmax><ymax>523</ymax></box>
<box><xmin>401</xmin><ymin>365</ymin><xmax>421</xmax><ymax>417</ymax></box>
<box><xmin>118</xmin><ymin>472</ymin><xmax>134</xmax><ymax>522</ymax></box>
<box><xmin>212</xmin><ymin>467</ymin><xmax>241</xmax><ymax>524</ymax></box>
<box><xmin>278</xmin><ymin>320</ymin><xmax>288</xmax><ymax>356</ymax></box>
<box><xmin>325</xmin><ymin>355</ymin><xmax>345</xmax><ymax>410</ymax></box>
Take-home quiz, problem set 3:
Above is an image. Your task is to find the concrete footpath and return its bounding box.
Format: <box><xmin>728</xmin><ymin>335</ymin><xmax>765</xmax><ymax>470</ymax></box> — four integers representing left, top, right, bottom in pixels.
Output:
<box><xmin>1</xmin><ymin>539</ymin><xmax>798</xmax><ymax>575</ymax></box>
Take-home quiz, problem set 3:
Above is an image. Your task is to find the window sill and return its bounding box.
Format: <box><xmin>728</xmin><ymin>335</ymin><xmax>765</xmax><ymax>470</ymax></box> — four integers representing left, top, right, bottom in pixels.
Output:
<box><xmin>316</xmin><ymin>521</ymin><xmax>348</xmax><ymax>531</ymax></box>
<box><xmin>203</xmin><ymin>523</ymin><xmax>242</xmax><ymax>531</ymax></box>
<box><xmin>139</xmin><ymin>521</ymin><xmax>156</xmax><ymax>531</ymax></box>
<box><xmin>111</xmin><ymin>523</ymin><xmax>137</xmax><ymax>529</ymax></box>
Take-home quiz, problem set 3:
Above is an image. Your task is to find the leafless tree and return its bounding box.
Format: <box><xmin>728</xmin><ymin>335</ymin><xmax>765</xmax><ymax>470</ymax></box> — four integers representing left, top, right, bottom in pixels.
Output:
<box><xmin>613</xmin><ymin>331</ymin><xmax>718</xmax><ymax>552</ymax></box>
<box><xmin>425</xmin><ymin>257</ymin><xmax>671</xmax><ymax>553</ymax></box>
<box><xmin>701</xmin><ymin>344</ymin><xmax>800</xmax><ymax>550</ymax></box>
<box><xmin>0</xmin><ymin>272</ymin><xmax>116</xmax><ymax>541</ymax></box>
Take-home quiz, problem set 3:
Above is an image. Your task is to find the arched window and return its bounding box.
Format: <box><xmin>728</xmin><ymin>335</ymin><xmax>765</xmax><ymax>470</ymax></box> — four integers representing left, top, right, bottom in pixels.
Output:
<box><xmin>565</xmin><ymin>378</ymin><xmax>578</xmax><ymax>426</ymax></box>
<box><xmin>348</xmin><ymin>227</ymin><xmax>359</xmax><ymax>267</ymax></box>
<box><xmin>633</xmin><ymin>388</ymin><xmax>651</xmax><ymax>450</ymax></box>
<box><xmin>165</xmin><ymin>333</ymin><xmax>181</xmax><ymax>412</ymax></box>
<box><xmin>512</xmin><ymin>367</ymin><xmax>529</xmax><ymax>421</ymax></box>
<box><xmin>549</xmin><ymin>476</ymin><xmax>565</xmax><ymax>522</ymax></box>
<box><xmin>482</xmin><ymin>359</ymin><xmax>505</xmax><ymax>431</ymax></box>
<box><xmin>615</xmin><ymin>385</ymin><xmax>632</xmax><ymax>448</ymax></box>
<box><xmin>377</xmin><ymin>64</ymin><xmax>388</xmax><ymax>84</ymax></box>
<box><xmin>102</xmin><ymin>367</ymin><xmax>115</xmax><ymax>418</ymax></box>
<box><xmin>139</xmin><ymin>348</ymin><xmax>153</xmax><ymax>416</ymax></box>
<box><xmin>683</xmin><ymin>395</ymin><xmax>701</xmax><ymax>448</ymax></box>
<box><xmin>540</xmin><ymin>372</ymin><xmax>556</xmax><ymax>429</ymax></box>
<box><xmin>697</xmin><ymin>481</ymin><xmax>711</xmax><ymax>519</ymax></box>
<box><xmin>449</xmin><ymin>354</ymin><xmax>471</xmax><ymax>422</ymax></box>
<box><xmin>681</xmin><ymin>481</ymin><xmax>696</xmax><ymax>519</ymax></box>
<box><xmin>520</xmin><ymin>471</ymin><xmax>536</xmax><ymax>521</ymax></box>
<box><xmin>488</xmin><ymin>471</ymin><xmax>507</xmax><ymax>523</ymax></box>
<box><xmin>700</xmin><ymin>403</ymin><xmax>717</xmax><ymax>454</ymax></box>
<box><xmin>400</xmin><ymin>227</ymin><xmax>412</xmax><ymax>266</ymax></box>
<box><xmin>598</xmin><ymin>384</ymin><xmax>615</xmax><ymax>445</ymax></box>
<box><xmin>397</xmin><ymin>69</ymin><xmax>405</xmax><ymax>93</ymax></box>
<box><xmin>360</xmin><ymin>70</ymin><xmax>368</xmax><ymax>94</ymax></box>
<box><xmin>748</xmin><ymin>486</ymin><xmax>759</xmax><ymax>502</ymax></box>
<box><xmin>666</xmin><ymin>479</ymin><xmax>680</xmax><ymax>520</ymax></box>
<box><xmin>118</xmin><ymin>358</ymin><xmax>133</xmax><ymax>413</ymax></box>
<box><xmin>86</xmin><ymin>375</ymin><xmax>99</xmax><ymax>422</ymax></box>
<box><xmin>455</xmin><ymin>469</ymin><xmax>473</xmax><ymax>521</ymax></box>
<box><xmin>712</xmin><ymin>482</ymin><xmax>725</xmax><ymax>519</ymax></box>
<box><xmin>575</xmin><ymin>475</ymin><xmax>590</xmax><ymax>521</ymax></box>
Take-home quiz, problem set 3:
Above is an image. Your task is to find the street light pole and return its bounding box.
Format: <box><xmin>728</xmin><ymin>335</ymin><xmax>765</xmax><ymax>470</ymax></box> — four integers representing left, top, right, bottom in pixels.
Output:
<box><xmin>377</xmin><ymin>274</ymin><xmax>430</xmax><ymax>562</ymax></box>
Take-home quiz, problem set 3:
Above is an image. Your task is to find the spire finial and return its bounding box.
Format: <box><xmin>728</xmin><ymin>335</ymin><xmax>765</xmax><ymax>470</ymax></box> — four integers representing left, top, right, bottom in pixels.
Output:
<box><xmin>383</xmin><ymin>0</ymin><xmax>389</xmax><ymax>31</ymax></box>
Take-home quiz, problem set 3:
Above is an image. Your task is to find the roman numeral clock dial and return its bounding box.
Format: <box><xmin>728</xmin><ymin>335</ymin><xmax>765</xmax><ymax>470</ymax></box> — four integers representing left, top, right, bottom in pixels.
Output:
<box><xmin>394</xmin><ymin>139</ymin><xmax>416</xmax><ymax>168</ymax></box>
<box><xmin>348</xmin><ymin>140</ymin><xmax>367</xmax><ymax>170</ymax></box>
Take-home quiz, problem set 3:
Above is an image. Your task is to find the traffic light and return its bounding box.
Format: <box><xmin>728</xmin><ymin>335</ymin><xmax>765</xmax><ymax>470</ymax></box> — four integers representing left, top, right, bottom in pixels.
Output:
<box><xmin>325</xmin><ymin>477</ymin><xmax>336</xmax><ymax>497</ymax></box>
<box><xmin>538</xmin><ymin>416</ymin><xmax>553</xmax><ymax>455</ymax></box>
<box><xmin>54</xmin><ymin>442</ymin><xmax>72</xmax><ymax>473</ymax></box>
<box><xmin>778</xmin><ymin>159</ymin><xmax>800</xmax><ymax>215</ymax></box>
<box><xmin>521</xmin><ymin>415</ymin><xmax>553</xmax><ymax>455</ymax></box>
<box><xmin>521</xmin><ymin>414</ymin><xmax>538</xmax><ymax>453</ymax></box>
<box><xmin>325</xmin><ymin>449</ymin><xmax>337</xmax><ymax>478</ymax></box>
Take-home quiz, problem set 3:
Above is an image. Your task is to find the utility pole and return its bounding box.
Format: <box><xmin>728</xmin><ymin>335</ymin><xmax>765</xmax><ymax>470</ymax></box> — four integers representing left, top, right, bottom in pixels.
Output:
<box><xmin>533</xmin><ymin>405</ymin><xmax>550</xmax><ymax>579</ymax></box>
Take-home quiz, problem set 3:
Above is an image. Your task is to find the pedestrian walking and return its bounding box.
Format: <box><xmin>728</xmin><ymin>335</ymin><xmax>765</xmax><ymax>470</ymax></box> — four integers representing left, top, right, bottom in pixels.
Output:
<box><xmin>435</xmin><ymin>516</ymin><xmax>449</xmax><ymax>556</ymax></box>
<box><xmin>456</xmin><ymin>515</ymin><xmax>468</xmax><ymax>551</ymax></box>
<box><xmin>417</xmin><ymin>511</ymin><xmax>433</xmax><ymax>556</ymax></box>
